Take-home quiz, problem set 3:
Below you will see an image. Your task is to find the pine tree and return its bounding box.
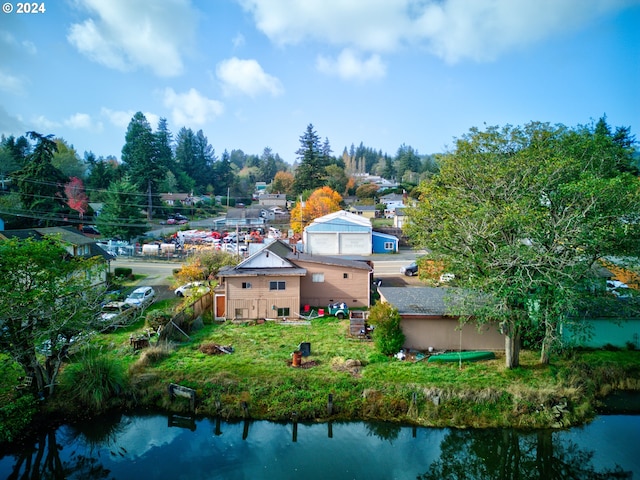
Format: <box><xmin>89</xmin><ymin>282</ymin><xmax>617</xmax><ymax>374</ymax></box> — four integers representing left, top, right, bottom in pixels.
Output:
<box><xmin>293</xmin><ymin>124</ymin><xmax>325</xmax><ymax>194</ymax></box>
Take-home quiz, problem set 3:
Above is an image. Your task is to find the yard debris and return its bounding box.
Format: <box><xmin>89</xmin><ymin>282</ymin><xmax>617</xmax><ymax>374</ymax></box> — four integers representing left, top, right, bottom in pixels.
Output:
<box><xmin>199</xmin><ymin>343</ymin><xmax>234</xmax><ymax>355</ymax></box>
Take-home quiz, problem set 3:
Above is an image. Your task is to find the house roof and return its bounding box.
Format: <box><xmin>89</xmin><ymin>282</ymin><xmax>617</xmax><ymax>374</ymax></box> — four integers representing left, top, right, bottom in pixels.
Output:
<box><xmin>0</xmin><ymin>226</ymin><xmax>115</xmax><ymax>261</ymax></box>
<box><xmin>287</xmin><ymin>252</ymin><xmax>373</xmax><ymax>271</ymax></box>
<box><xmin>372</xmin><ymin>231</ymin><xmax>399</xmax><ymax>241</ymax></box>
<box><xmin>378</xmin><ymin>287</ymin><xmax>462</xmax><ymax>316</ymax></box>
<box><xmin>226</xmin><ymin>207</ymin><xmax>264</xmax><ymax>219</ymax></box>
<box><xmin>217</xmin><ymin>239</ymin><xmax>373</xmax><ymax>277</ymax></box>
<box><xmin>305</xmin><ymin>210</ymin><xmax>372</xmax><ymax>233</ymax></box>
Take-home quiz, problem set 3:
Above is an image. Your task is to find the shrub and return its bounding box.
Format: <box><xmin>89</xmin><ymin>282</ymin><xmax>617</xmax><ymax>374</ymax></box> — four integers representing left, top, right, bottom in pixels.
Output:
<box><xmin>61</xmin><ymin>349</ymin><xmax>127</xmax><ymax>411</ymax></box>
<box><xmin>114</xmin><ymin>267</ymin><xmax>133</xmax><ymax>278</ymax></box>
<box><xmin>368</xmin><ymin>301</ymin><xmax>405</xmax><ymax>355</ymax></box>
<box><xmin>146</xmin><ymin>310</ymin><xmax>172</xmax><ymax>331</ymax></box>
<box><xmin>0</xmin><ymin>394</ymin><xmax>38</xmax><ymax>443</ymax></box>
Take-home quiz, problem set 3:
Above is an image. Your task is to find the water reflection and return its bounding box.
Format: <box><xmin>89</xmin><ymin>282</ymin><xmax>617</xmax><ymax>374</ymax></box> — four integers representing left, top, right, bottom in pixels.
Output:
<box><xmin>1</xmin><ymin>414</ymin><xmax>637</xmax><ymax>479</ymax></box>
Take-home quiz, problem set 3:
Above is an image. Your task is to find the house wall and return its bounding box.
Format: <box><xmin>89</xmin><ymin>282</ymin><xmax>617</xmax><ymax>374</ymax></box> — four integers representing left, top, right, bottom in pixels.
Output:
<box><xmin>223</xmin><ymin>275</ymin><xmax>301</xmax><ymax>320</ymax></box>
<box><xmin>401</xmin><ymin>315</ymin><xmax>504</xmax><ymax>351</ymax></box>
<box><xmin>372</xmin><ymin>233</ymin><xmax>398</xmax><ymax>253</ymax></box>
<box><xmin>562</xmin><ymin>318</ymin><xmax>640</xmax><ymax>349</ymax></box>
<box><xmin>296</xmin><ymin>260</ymin><xmax>371</xmax><ymax>308</ymax></box>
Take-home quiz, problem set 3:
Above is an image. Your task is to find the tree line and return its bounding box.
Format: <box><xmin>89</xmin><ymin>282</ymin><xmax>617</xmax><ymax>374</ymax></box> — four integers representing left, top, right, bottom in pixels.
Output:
<box><xmin>0</xmin><ymin>115</ymin><xmax>436</xmax><ymax>236</ymax></box>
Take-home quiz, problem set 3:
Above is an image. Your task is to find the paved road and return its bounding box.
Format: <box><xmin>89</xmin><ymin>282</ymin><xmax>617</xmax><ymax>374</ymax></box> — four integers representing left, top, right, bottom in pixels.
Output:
<box><xmin>114</xmin><ymin>246</ymin><xmax>427</xmax><ymax>294</ymax></box>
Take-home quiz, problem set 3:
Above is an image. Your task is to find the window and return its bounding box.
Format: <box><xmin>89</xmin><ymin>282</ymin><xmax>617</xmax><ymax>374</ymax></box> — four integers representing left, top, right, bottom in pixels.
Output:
<box><xmin>343</xmin><ymin>273</ymin><xmax>349</xmax><ymax>279</ymax></box>
<box><xmin>234</xmin><ymin>308</ymin><xmax>247</xmax><ymax>318</ymax></box>
<box><xmin>242</xmin><ymin>282</ymin><xmax>252</xmax><ymax>289</ymax></box>
<box><xmin>312</xmin><ymin>273</ymin><xmax>325</xmax><ymax>283</ymax></box>
<box><xmin>277</xmin><ymin>307</ymin><xmax>290</xmax><ymax>317</ymax></box>
<box><xmin>269</xmin><ymin>281</ymin><xmax>286</xmax><ymax>290</ymax></box>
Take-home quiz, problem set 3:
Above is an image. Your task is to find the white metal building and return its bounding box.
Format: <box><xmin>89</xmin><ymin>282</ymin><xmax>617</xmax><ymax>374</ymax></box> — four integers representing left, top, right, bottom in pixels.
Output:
<box><xmin>303</xmin><ymin>210</ymin><xmax>372</xmax><ymax>256</ymax></box>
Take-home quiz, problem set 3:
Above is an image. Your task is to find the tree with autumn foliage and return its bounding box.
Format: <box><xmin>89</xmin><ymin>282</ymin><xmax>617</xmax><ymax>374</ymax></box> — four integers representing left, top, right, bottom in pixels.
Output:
<box><xmin>290</xmin><ymin>186</ymin><xmax>343</xmax><ymax>233</ymax></box>
<box><xmin>65</xmin><ymin>177</ymin><xmax>89</xmax><ymax>219</ymax></box>
<box><xmin>269</xmin><ymin>170</ymin><xmax>294</xmax><ymax>195</ymax></box>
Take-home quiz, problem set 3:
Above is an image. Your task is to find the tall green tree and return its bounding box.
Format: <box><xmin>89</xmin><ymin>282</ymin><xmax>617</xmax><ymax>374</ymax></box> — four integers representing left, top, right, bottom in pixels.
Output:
<box><xmin>52</xmin><ymin>139</ymin><xmax>86</xmax><ymax>179</ymax></box>
<box><xmin>85</xmin><ymin>153</ymin><xmax>120</xmax><ymax>200</ymax></box>
<box><xmin>12</xmin><ymin>131</ymin><xmax>71</xmax><ymax>226</ymax></box>
<box><xmin>95</xmin><ymin>176</ymin><xmax>147</xmax><ymax>241</ymax></box>
<box><xmin>293</xmin><ymin>124</ymin><xmax>326</xmax><ymax>194</ymax></box>
<box><xmin>0</xmin><ymin>235</ymin><xmax>105</xmax><ymax>397</ymax></box>
<box><xmin>405</xmin><ymin>121</ymin><xmax>640</xmax><ymax>368</ymax></box>
<box><xmin>121</xmin><ymin>112</ymin><xmax>167</xmax><ymax>217</ymax></box>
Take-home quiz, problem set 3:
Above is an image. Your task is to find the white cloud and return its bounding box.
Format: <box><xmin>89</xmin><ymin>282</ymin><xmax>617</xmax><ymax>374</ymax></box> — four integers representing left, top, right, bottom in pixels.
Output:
<box><xmin>161</xmin><ymin>88</ymin><xmax>224</xmax><ymax>126</ymax></box>
<box><xmin>238</xmin><ymin>0</ymin><xmax>635</xmax><ymax>63</ymax></box>
<box><xmin>67</xmin><ymin>0</ymin><xmax>197</xmax><ymax>76</ymax></box>
<box><xmin>0</xmin><ymin>106</ymin><xmax>26</xmax><ymax>136</ymax></box>
<box><xmin>216</xmin><ymin>57</ymin><xmax>284</xmax><ymax>97</ymax></box>
<box><xmin>101</xmin><ymin>108</ymin><xmax>159</xmax><ymax>129</ymax></box>
<box><xmin>31</xmin><ymin>115</ymin><xmax>61</xmax><ymax>131</ymax></box>
<box><xmin>316</xmin><ymin>49</ymin><xmax>386</xmax><ymax>81</ymax></box>
<box><xmin>64</xmin><ymin>112</ymin><xmax>103</xmax><ymax>132</ymax></box>
<box><xmin>232</xmin><ymin>33</ymin><xmax>246</xmax><ymax>48</ymax></box>
<box><xmin>0</xmin><ymin>70</ymin><xmax>25</xmax><ymax>95</ymax></box>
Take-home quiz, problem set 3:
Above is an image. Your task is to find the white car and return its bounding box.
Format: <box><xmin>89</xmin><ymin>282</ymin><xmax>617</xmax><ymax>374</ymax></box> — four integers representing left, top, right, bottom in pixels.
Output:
<box><xmin>174</xmin><ymin>281</ymin><xmax>210</xmax><ymax>297</ymax></box>
<box><xmin>124</xmin><ymin>286</ymin><xmax>156</xmax><ymax>308</ymax></box>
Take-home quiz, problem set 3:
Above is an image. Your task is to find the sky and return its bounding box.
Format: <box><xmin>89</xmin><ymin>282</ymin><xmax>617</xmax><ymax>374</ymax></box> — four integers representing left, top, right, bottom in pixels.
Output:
<box><xmin>1</xmin><ymin>0</ymin><xmax>639</xmax><ymax>164</ymax></box>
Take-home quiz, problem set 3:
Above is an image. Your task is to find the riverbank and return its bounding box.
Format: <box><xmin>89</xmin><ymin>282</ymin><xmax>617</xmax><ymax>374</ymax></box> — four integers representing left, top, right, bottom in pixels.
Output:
<box><xmin>3</xmin><ymin>312</ymin><xmax>640</xmax><ymax>446</ymax></box>
<box><xmin>31</xmin><ymin>316</ymin><xmax>640</xmax><ymax>435</ymax></box>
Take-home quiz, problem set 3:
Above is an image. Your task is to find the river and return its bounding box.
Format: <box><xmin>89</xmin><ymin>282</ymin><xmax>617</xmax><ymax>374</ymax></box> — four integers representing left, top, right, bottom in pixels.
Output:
<box><xmin>1</xmin><ymin>412</ymin><xmax>637</xmax><ymax>479</ymax></box>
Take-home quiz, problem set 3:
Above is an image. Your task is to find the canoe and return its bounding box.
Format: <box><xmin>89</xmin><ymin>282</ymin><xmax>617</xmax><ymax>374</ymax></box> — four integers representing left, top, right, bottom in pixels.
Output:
<box><xmin>427</xmin><ymin>350</ymin><xmax>495</xmax><ymax>363</ymax></box>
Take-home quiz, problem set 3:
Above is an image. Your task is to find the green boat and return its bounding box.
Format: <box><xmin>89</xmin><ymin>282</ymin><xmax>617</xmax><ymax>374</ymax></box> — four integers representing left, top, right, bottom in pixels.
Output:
<box><xmin>427</xmin><ymin>350</ymin><xmax>496</xmax><ymax>363</ymax></box>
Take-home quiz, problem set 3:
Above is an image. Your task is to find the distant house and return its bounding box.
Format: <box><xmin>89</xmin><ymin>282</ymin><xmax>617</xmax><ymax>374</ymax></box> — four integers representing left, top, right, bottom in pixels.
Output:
<box><xmin>215</xmin><ymin>240</ymin><xmax>373</xmax><ymax>320</ymax></box>
<box><xmin>394</xmin><ymin>207</ymin><xmax>407</xmax><ymax>229</ymax></box>
<box><xmin>161</xmin><ymin>193</ymin><xmax>195</xmax><ymax>206</ymax></box>
<box><xmin>377</xmin><ymin>286</ymin><xmax>504</xmax><ymax>351</ymax></box>
<box><xmin>0</xmin><ymin>226</ymin><xmax>115</xmax><ymax>286</ymax></box>
<box><xmin>225</xmin><ymin>207</ymin><xmax>266</xmax><ymax>229</ymax></box>
<box><xmin>348</xmin><ymin>205</ymin><xmax>379</xmax><ymax>220</ymax></box>
<box><xmin>372</xmin><ymin>231</ymin><xmax>399</xmax><ymax>253</ymax></box>
<box><xmin>303</xmin><ymin>210</ymin><xmax>372</xmax><ymax>256</ymax></box>
<box><xmin>258</xmin><ymin>193</ymin><xmax>287</xmax><ymax>208</ymax></box>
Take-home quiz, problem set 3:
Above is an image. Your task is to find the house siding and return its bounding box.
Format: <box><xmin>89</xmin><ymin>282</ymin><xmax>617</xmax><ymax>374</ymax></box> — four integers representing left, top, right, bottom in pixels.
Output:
<box><xmin>401</xmin><ymin>315</ymin><xmax>504</xmax><ymax>351</ymax></box>
<box><xmin>296</xmin><ymin>260</ymin><xmax>371</xmax><ymax>308</ymax></box>
<box><xmin>562</xmin><ymin>317</ymin><xmax>640</xmax><ymax>349</ymax></box>
<box><xmin>224</xmin><ymin>275</ymin><xmax>301</xmax><ymax>320</ymax></box>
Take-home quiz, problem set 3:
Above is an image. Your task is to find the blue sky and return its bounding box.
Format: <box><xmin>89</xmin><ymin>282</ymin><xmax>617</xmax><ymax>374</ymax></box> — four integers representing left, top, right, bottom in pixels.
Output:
<box><xmin>1</xmin><ymin>0</ymin><xmax>639</xmax><ymax>164</ymax></box>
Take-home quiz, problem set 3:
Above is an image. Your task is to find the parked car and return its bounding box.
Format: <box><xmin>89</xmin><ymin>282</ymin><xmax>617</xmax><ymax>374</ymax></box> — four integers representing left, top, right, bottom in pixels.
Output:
<box><xmin>100</xmin><ymin>301</ymin><xmax>138</xmax><ymax>328</ymax></box>
<box><xmin>124</xmin><ymin>286</ymin><xmax>156</xmax><ymax>309</ymax></box>
<box><xmin>400</xmin><ymin>262</ymin><xmax>418</xmax><ymax>276</ymax></box>
<box><xmin>174</xmin><ymin>281</ymin><xmax>210</xmax><ymax>297</ymax></box>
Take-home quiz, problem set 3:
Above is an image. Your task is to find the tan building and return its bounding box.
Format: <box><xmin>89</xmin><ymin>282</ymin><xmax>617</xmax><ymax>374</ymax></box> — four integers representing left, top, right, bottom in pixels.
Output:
<box><xmin>216</xmin><ymin>240</ymin><xmax>373</xmax><ymax>320</ymax></box>
<box><xmin>378</xmin><ymin>286</ymin><xmax>504</xmax><ymax>351</ymax></box>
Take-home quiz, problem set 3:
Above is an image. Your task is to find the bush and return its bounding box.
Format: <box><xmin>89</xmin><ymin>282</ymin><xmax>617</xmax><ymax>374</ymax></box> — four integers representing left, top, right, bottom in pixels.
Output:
<box><xmin>368</xmin><ymin>301</ymin><xmax>405</xmax><ymax>356</ymax></box>
<box><xmin>0</xmin><ymin>394</ymin><xmax>38</xmax><ymax>443</ymax></box>
<box><xmin>61</xmin><ymin>349</ymin><xmax>127</xmax><ymax>411</ymax></box>
<box><xmin>114</xmin><ymin>267</ymin><xmax>133</xmax><ymax>278</ymax></box>
<box><xmin>146</xmin><ymin>310</ymin><xmax>172</xmax><ymax>331</ymax></box>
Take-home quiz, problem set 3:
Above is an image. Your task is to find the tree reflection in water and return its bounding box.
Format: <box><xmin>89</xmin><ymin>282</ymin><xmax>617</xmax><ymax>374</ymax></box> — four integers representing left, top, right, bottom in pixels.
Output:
<box><xmin>417</xmin><ymin>428</ymin><xmax>632</xmax><ymax>479</ymax></box>
<box><xmin>1</xmin><ymin>416</ymin><xmax>635</xmax><ymax>479</ymax></box>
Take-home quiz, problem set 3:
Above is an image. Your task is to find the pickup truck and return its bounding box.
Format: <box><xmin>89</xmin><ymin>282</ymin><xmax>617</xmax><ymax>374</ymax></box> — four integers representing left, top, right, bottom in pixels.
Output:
<box><xmin>100</xmin><ymin>301</ymin><xmax>138</xmax><ymax>330</ymax></box>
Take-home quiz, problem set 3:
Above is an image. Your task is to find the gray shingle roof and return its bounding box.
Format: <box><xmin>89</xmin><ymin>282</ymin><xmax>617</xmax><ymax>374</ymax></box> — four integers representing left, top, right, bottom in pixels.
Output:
<box><xmin>378</xmin><ymin>287</ymin><xmax>457</xmax><ymax>316</ymax></box>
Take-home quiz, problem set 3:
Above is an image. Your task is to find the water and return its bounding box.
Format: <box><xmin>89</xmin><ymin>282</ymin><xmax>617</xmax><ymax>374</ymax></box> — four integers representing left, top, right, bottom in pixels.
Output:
<box><xmin>1</xmin><ymin>413</ymin><xmax>638</xmax><ymax>479</ymax></box>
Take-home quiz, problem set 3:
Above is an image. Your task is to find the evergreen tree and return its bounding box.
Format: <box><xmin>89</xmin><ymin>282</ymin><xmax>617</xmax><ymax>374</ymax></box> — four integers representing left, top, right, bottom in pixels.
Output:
<box><xmin>52</xmin><ymin>139</ymin><xmax>86</xmax><ymax>179</ymax></box>
<box><xmin>12</xmin><ymin>131</ymin><xmax>71</xmax><ymax>226</ymax></box>
<box><xmin>121</xmin><ymin>112</ymin><xmax>167</xmax><ymax>217</ymax></box>
<box><xmin>95</xmin><ymin>176</ymin><xmax>146</xmax><ymax>241</ymax></box>
<box><xmin>293</xmin><ymin>124</ymin><xmax>325</xmax><ymax>194</ymax></box>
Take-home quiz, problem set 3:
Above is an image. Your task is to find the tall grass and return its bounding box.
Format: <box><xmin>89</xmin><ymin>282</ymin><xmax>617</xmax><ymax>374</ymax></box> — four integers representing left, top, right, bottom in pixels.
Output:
<box><xmin>61</xmin><ymin>348</ymin><xmax>127</xmax><ymax>412</ymax></box>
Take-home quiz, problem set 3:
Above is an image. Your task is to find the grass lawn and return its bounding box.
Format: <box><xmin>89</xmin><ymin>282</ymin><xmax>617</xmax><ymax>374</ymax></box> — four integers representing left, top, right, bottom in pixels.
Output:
<box><xmin>3</xmin><ymin>295</ymin><xmax>640</xmax><ymax>434</ymax></box>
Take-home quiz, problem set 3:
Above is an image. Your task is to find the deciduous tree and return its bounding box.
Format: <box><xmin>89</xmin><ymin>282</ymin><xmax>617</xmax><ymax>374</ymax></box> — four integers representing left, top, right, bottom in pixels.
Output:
<box><xmin>290</xmin><ymin>186</ymin><xmax>342</xmax><ymax>233</ymax></box>
<box><xmin>0</xmin><ymin>236</ymin><xmax>105</xmax><ymax>397</ymax></box>
<box><xmin>405</xmin><ymin>120</ymin><xmax>640</xmax><ymax>368</ymax></box>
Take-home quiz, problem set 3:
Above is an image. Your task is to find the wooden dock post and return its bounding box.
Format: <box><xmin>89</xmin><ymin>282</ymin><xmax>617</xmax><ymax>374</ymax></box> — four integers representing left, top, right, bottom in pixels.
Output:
<box><xmin>168</xmin><ymin>383</ymin><xmax>196</xmax><ymax>412</ymax></box>
<box><xmin>327</xmin><ymin>393</ymin><xmax>334</xmax><ymax>415</ymax></box>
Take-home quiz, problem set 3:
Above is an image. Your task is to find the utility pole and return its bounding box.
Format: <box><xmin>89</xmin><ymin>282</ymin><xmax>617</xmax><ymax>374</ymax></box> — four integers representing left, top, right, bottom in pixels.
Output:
<box><xmin>147</xmin><ymin>179</ymin><xmax>153</xmax><ymax>221</ymax></box>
